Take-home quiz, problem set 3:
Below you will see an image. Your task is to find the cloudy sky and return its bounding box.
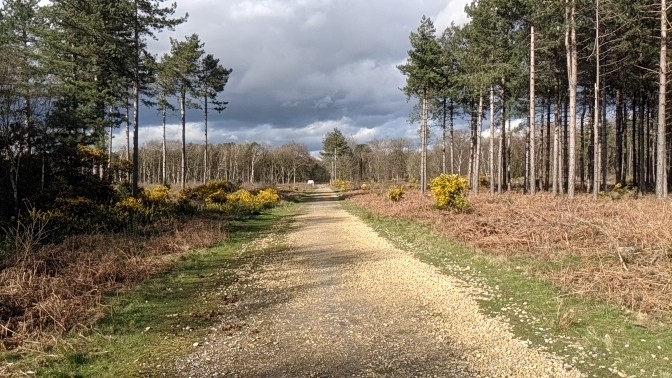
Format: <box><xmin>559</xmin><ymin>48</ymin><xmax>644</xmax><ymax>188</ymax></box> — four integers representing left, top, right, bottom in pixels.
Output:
<box><xmin>121</xmin><ymin>0</ymin><xmax>471</xmax><ymax>154</ymax></box>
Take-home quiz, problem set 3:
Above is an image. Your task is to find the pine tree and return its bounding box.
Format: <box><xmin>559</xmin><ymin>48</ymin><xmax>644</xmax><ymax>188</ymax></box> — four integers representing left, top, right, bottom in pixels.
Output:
<box><xmin>0</xmin><ymin>0</ymin><xmax>43</xmax><ymax>216</ymax></box>
<box><xmin>129</xmin><ymin>0</ymin><xmax>185</xmax><ymax>195</ymax></box>
<box><xmin>320</xmin><ymin>128</ymin><xmax>350</xmax><ymax>183</ymax></box>
<box><xmin>164</xmin><ymin>34</ymin><xmax>204</xmax><ymax>189</ymax></box>
<box><xmin>197</xmin><ymin>54</ymin><xmax>232</xmax><ymax>183</ymax></box>
<box><xmin>398</xmin><ymin>16</ymin><xmax>443</xmax><ymax>193</ymax></box>
<box><xmin>153</xmin><ymin>56</ymin><xmax>177</xmax><ymax>185</ymax></box>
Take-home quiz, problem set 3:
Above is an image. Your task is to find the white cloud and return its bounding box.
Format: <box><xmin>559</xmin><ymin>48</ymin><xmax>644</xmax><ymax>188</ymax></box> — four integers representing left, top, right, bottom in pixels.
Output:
<box><xmin>229</xmin><ymin>0</ymin><xmax>294</xmax><ymax>20</ymax></box>
<box><xmin>435</xmin><ymin>0</ymin><xmax>471</xmax><ymax>31</ymax></box>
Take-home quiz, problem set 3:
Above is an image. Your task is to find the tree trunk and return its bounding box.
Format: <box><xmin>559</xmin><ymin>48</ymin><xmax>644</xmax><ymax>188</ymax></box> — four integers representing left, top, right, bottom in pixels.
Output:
<box><xmin>657</xmin><ymin>0</ymin><xmax>668</xmax><ymax>198</ymax></box>
<box><xmin>132</xmin><ymin>83</ymin><xmax>140</xmax><ymax>194</ymax></box>
<box><xmin>563</xmin><ymin>101</ymin><xmax>568</xmax><ymax>193</ymax></box>
<box><xmin>593</xmin><ymin>82</ymin><xmax>601</xmax><ymax>197</ymax></box>
<box><xmin>602</xmin><ymin>90</ymin><xmax>608</xmax><ymax>191</ymax></box>
<box><xmin>500</xmin><ymin>79</ymin><xmax>507</xmax><ymax>192</ymax></box>
<box><xmin>566</xmin><ymin>0</ymin><xmax>577</xmax><ymax>197</ymax></box>
<box><xmin>180</xmin><ymin>89</ymin><xmax>187</xmax><ymax>189</ymax></box>
<box><xmin>108</xmin><ymin>112</ymin><xmax>114</xmax><ymax>171</ymax></box>
<box><xmin>529</xmin><ymin>25</ymin><xmax>536</xmax><ymax>194</ymax></box>
<box><xmin>204</xmin><ymin>95</ymin><xmax>209</xmax><ymax>184</ymax></box>
<box><xmin>442</xmin><ymin>97</ymin><xmax>447</xmax><ymax>174</ymax></box>
<box><xmin>593</xmin><ymin>0</ymin><xmax>601</xmax><ymax>198</ymax></box>
<box><xmin>553</xmin><ymin>89</ymin><xmax>560</xmax><ymax>195</ymax></box>
<box><xmin>474</xmin><ymin>93</ymin><xmax>483</xmax><ymax>194</ymax></box>
<box><xmin>632</xmin><ymin>96</ymin><xmax>637</xmax><ymax>186</ymax></box>
<box><xmin>125</xmin><ymin>97</ymin><xmax>131</xmax><ymax>162</ymax></box>
<box><xmin>450</xmin><ymin>99</ymin><xmax>455</xmax><ymax>174</ymax></box>
<box><xmin>615</xmin><ymin>89</ymin><xmax>623</xmax><ymax>185</ymax></box>
<box><xmin>421</xmin><ymin>94</ymin><xmax>428</xmax><ymax>193</ymax></box>
<box><xmin>131</xmin><ymin>1</ymin><xmax>140</xmax><ymax>197</ymax></box>
<box><xmin>546</xmin><ymin>99</ymin><xmax>552</xmax><ymax>191</ymax></box>
<box><xmin>580</xmin><ymin>94</ymin><xmax>587</xmax><ymax>191</ymax></box>
<box><xmin>162</xmin><ymin>102</ymin><xmax>167</xmax><ymax>185</ymax></box>
<box><xmin>540</xmin><ymin>98</ymin><xmax>546</xmax><ymax>191</ymax></box>
<box><xmin>489</xmin><ymin>86</ymin><xmax>495</xmax><ymax>194</ymax></box>
<box><xmin>638</xmin><ymin>93</ymin><xmax>645</xmax><ymax>193</ymax></box>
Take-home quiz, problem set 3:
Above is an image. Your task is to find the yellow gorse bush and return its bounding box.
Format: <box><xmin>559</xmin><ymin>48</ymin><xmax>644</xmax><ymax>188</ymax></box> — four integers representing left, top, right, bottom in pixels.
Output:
<box><xmin>224</xmin><ymin>189</ymin><xmax>260</xmax><ymax>214</ymax></box>
<box><xmin>388</xmin><ymin>187</ymin><xmax>405</xmax><ymax>202</ymax></box>
<box><xmin>227</xmin><ymin>189</ymin><xmax>255</xmax><ymax>204</ymax></box>
<box><xmin>180</xmin><ymin>183</ymin><xmax>282</xmax><ymax>215</ymax></box>
<box><xmin>115</xmin><ymin>197</ymin><xmax>145</xmax><ymax>213</ymax></box>
<box><xmin>360</xmin><ymin>183</ymin><xmax>371</xmax><ymax>191</ymax></box>
<box><xmin>429</xmin><ymin>174</ymin><xmax>471</xmax><ymax>212</ymax></box>
<box><xmin>143</xmin><ymin>185</ymin><xmax>171</xmax><ymax>204</ymax></box>
<box><xmin>332</xmin><ymin>179</ymin><xmax>353</xmax><ymax>191</ymax></box>
<box><xmin>256</xmin><ymin>188</ymin><xmax>281</xmax><ymax>208</ymax></box>
<box><xmin>206</xmin><ymin>189</ymin><xmax>228</xmax><ymax>204</ymax></box>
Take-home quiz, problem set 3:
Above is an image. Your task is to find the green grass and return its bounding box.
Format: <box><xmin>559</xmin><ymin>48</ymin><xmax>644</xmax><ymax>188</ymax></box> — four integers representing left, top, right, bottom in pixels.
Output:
<box><xmin>2</xmin><ymin>204</ymin><xmax>299</xmax><ymax>377</ymax></box>
<box><xmin>345</xmin><ymin>202</ymin><xmax>672</xmax><ymax>378</ymax></box>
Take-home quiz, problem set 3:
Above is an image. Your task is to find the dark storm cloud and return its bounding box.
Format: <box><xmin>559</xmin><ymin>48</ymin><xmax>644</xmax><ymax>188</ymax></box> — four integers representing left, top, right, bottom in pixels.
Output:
<box><xmin>126</xmin><ymin>0</ymin><xmax>470</xmax><ymax>153</ymax></box>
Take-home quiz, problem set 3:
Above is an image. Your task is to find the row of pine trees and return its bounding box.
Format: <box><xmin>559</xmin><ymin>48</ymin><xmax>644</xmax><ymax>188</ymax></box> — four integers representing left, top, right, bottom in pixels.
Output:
<box><xmin>0</xmin><ymin>0</ymin><xmax>231</xmax><ymax>223</ymax></box>
<box><xmin>399</xmin><ymin>0</ymin><xmax>671</xmax><ymax>198</ymax></box>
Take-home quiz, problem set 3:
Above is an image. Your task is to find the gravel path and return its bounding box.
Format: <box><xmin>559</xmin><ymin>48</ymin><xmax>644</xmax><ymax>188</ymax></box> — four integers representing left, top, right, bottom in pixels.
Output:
<box><xmin>173</xmin><ymin>187</ymin><xmax>582</xmax><ymax>377</ymax></box>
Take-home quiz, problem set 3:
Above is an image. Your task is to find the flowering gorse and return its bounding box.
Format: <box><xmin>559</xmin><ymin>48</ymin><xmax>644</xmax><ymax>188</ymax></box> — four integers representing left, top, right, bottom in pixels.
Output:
<box><xmin>388</xmin><ymin>187</ymin><xmax>405</xmax><ymax>202</ymax></box>
<box><xmin>143</xmin><ymin>185</ymin><xmax>171</xmax><ymax>205</ymax></box>
<box><xmin>332</xmin><ymin>179</ymin><xmax>353</xmax><ymax>191</ymax></box>
<box><xmin>429</xmin><ymin>174</ymin><xmax>471</xmax><ymax>212</ymax></box>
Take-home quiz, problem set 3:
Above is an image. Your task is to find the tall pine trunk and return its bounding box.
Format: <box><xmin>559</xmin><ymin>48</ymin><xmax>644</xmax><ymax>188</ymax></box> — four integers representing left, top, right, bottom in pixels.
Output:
<box><xmin>441</xmin><ymin>97</ymin><xmax>447</xmax><ymax>174</ymax></box>
<box><xmin>593</xmin><ymin>0</ymin><xmax>601</xmax><ymax>198</ymax></box>
<box><xmin>204</xmin><ymin>95</ymin><xmax>209</xmax><ymax>184</ymax></box>
<box><xmin>131</xmin><ymin>2</ymin><xmax>140</xmax><ymax>197</ymax></box>
<box><xmin>657</xmin><ymin>0</ymin><xmax>668</xmax><ymax>198</ymax></box>
<box><xmin>638</xmin><ymin>94</ymin><xmax>645</xmax><ymax>193</ymax></box>
<box><xmin>615</xmin><ymin>89</ymin><xmax>623</xmax><ymax>185</ymax></box>
<box><xmin>566</xmin><ymin>0</ymin><xmax>578</xmax><ymax>197</ymax></box>
<box><xmin>489</xmin><ymin>86</ymin><xmax>495</xmax><ymax>194</ymax></box>
<box><xmin>500</xmin><ymin>79</ymin><xmax>507</xmax><ymax>193</ymax></box>
<box><xmin>553</xmin><ymin>88</ymin><xmax>561</xmax><ymax>195</ymax></box>
<box><xmin>180</xmin><ymin>89</ymin><xmax>187</xmax><ymax>189</ymax></box>
<box><xmin>161</xmin><ymin>99</ymin><xmax>167</xmax><ymax>185</ymax></box>
<box><xmin>474</xmin><ymin>93</ymin><xmax>483</xmax><ymax>194</ymax></box>
<box><xmin>420</xmin><ymin>94</ymin><xmax>428</xmax><ymax>193</ymax></box>
<box><xmin>450</xmin><ymin>99</ymin><xmax>455</xmax><ymax>174</ymax></box>
<box><xmin>529</xmin><ymin>25</ymin><xmax>536</xmax><ymax>194</ymax></box>
<box><xmin>545</xmin><ymin>99</ymin><xmax>552</xmax><ymax>191</ymax></box>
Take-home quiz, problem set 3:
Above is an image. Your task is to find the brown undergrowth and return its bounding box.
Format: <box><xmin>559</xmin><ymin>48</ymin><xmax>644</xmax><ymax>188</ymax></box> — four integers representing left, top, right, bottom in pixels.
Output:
<box><xmin>348</xmin><ymin>189</ymin><xmax>672</xmax><ymax>319</ymax></box>
<box><xmin>0</xmin><ymin>217</ymin><xmax>227</xmax><ymax>351</ymax></box>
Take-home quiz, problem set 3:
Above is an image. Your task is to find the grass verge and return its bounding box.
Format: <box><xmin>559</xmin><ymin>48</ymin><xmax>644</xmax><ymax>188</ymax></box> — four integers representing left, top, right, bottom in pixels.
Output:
<box><xmin>345</xmin><ymin>202</ymin><xmax>672</xmax><ymax>378</ymax></box>
<box><xmin>1</xmin><ymin>204</ymin><xmax>299</xmax><ymax>377</ymax></box>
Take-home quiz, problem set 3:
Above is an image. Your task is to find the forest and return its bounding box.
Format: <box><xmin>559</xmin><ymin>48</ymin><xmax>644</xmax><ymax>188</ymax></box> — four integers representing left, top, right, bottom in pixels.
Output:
<box><xmin>0</xmin><ymin>0</ymin><xmax>327</xmax><ymax>231</ymax></box>
<box><xmin>396</xmin><ymin>0</ymin><xmax>672</xmax><ymax>199</ymax></box>
<box><xmin>5</xmin><ymin>0</ymin><xmax>672</xmax><ymax>235</ymax></box>
<box><xmin>0</xmin><ymin>0</ymin><xmax>671</xmax><ymax>374</ymax></box>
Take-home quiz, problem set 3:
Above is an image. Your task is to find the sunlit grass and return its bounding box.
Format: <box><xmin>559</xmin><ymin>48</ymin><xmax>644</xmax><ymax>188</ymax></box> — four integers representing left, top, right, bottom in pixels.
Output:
<box><xmin>2</xmin><ymin>204</ymin><xmax>299</xmax><ymax>377</ymax></box>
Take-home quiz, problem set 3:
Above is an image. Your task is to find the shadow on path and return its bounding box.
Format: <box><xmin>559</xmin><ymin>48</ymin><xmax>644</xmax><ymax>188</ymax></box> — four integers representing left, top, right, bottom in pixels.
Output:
<box><xmin>299</xmin><ymin>189</ymin><xmax>342</xmax><ymax>203</ymax></box>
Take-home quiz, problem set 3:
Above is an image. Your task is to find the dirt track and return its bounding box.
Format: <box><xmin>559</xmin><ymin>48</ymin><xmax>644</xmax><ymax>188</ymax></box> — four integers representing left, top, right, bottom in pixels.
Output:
<box><xmin>173</xmin><ymin>187</ymin><xmax>582</xmax><ymax>377</ymax></box>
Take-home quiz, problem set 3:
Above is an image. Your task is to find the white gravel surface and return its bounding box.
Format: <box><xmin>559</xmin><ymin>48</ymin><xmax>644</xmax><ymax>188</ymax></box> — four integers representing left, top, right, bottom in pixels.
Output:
<box><xmin>172</xmin><ymin>187</ymin><xmax>583</xmax><ymax>377</ymax></box>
